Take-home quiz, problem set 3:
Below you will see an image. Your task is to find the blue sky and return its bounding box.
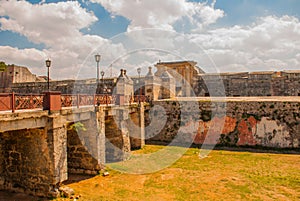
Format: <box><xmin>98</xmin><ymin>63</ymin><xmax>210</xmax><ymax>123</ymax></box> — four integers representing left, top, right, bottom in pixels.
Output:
<box><xmin>0</xmin><ymin>0</ymin><xmax>300</xmax><ymax>78</ymax></box>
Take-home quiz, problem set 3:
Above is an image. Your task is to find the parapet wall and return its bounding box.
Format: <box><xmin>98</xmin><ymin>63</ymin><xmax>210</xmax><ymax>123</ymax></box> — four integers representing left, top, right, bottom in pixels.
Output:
<box><xmin>194</xmin><ymin>72</ymin><xmax>300</xmax><ymax>97</ymax></box>
<box><xmin>146</xmin><ymin>98</ymin><xmax>300</xmax><ymax>148</ymax></box>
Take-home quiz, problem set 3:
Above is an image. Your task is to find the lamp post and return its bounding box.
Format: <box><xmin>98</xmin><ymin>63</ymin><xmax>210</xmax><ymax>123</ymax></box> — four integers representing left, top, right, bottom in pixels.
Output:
<box><xmin>101</xmin><ymin>70</ymin><xmax>105</xmax><ymax>93</ymax></box>
<box><xmin>137</xmin><ymin>67</ymin><xmax>141</xmax><ymax>104</ymax></box>
<box><xmin>45</xmin><ymin>59</ymin><xmax>51</xmax><ymax>91</ymax></box>
<box><xmin>95</xmin><ymin>54</ymin><xmax>101</xmax><ymax>85</ymax></box>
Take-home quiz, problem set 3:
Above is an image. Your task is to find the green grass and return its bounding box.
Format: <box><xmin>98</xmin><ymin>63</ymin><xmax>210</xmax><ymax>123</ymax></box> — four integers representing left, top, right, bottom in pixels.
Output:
<box><xmin>55</xmin><ymin>145</ymin><xmax>300</xmax><ymax>201</ymax></box>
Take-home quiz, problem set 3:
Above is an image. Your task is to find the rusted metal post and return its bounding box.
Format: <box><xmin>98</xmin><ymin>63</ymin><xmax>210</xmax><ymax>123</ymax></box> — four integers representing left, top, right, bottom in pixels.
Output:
<box><xmin>29</xmin><ymin>94</ymin><xmax>33</xmax><ymax>109</ymax></box>
<box><xmin>77</xmin><ymin>94</ymin><xmax>80</xmax><ymax>108</ymax></box>
<box><xmin>11</xmin><ymin>92</ymin><xmax>15</xmax><ymax>113</ymax></box>
<box><xmin>106</xmin><ymin>95</ymin><xmax>108</xmax><ymax>106</ymax></box>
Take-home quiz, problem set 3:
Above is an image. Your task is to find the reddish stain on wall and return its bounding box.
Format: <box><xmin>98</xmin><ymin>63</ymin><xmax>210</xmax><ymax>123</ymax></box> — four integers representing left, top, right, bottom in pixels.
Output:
<box><xmin>194</xmin><ymin>116</ymin><xmax>237</xmax><ymax>144</ymax></box>
<box><xmin>237</xmin><ymin>116</ymin><xmax>257</xmax><ymax>146</ymax></box>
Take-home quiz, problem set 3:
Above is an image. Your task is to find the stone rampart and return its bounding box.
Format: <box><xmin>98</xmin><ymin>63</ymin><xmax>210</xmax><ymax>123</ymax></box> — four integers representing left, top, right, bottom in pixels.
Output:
<box><xmin>146</xmin><ymin>98</ymin><xmax>300</xmax><ymax>148</ymax></box>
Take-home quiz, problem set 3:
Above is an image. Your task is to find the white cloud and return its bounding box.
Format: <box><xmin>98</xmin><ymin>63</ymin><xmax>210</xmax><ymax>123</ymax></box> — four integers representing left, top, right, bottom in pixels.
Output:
<box><xmin>0</xmin><ymin>0</ymin><xmax>299</xmax><ymax>80</ymax></box>
<box><xmin>91</xmin><ymin>0</ymin><xmax>224</xmax><ymax>31</ymax></box>
<box><xmin>185</xmin><ymin>15</ymin><xmax>300</xmax><ymax>72</ymax></box>
<box><xmin>0</xmin><ymin>46</ymin><xmax>47</xmax><ymax>76</ymax></box>
<box><xmin>0</xmin><ymin>1</ymin><xmax>97</xmax><ymax>46</ymax></box>
<box><xmin>0</xmin><ymin>0</ymin><xmax>127</xmax><ymax>79</ymax></box>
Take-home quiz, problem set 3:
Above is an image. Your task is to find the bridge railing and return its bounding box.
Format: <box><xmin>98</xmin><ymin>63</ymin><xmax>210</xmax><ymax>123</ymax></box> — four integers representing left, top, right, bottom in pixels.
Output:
<box><xmin>0</xmin><ymin>93</ymin><xmax>44</xmax><ymax>112</ymax></box>
<box><xmin>133</xmin><ymin>95</ymin><xmax>149</xmax><ymax>103</ymax></box>
<box><xmin>61</xmin><ymin>94</ymin><xmax>117</xmax><ymax>107</ymax></box>
<box><xmin>0</xmin><ymin>93</ymin><xmax>148</xmax><ymax>113</ymax></box>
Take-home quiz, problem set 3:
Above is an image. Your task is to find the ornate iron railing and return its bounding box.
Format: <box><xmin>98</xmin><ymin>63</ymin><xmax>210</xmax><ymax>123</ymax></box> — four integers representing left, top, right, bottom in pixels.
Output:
<box><xmin>15</xmin><ymin>94</ymin><xmax>44</xmax><ymax>110</ymax></box>
<box><xmin>133</xmin><ymin>95</ymin><xmax>148</xmax><ymax>103</ymax></box>
<box><xmin>0</xmin><ymin>93</ymin><xmax>148</xmax><ymax>113</ymax></box>
<box><xmin>61</xmin><ymin>94</ymin><xmax>117</xmax><ymax>107</ymax></box>
<box><xmin>0</xmin><ymin>93</ymin><xmax>11</xmax><ymax>111</ymax></box>
<box><xmin>0</xmin><ymin>93</ymin><xmax>44</xmax><ymax>112</ymax></box>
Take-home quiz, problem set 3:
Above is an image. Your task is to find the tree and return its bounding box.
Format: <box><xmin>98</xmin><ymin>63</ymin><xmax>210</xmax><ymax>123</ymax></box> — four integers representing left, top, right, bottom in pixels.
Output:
<box><xmin>0</xmin><ymin>61</ymin><xmax>7</xmax><ymax>72</ymax></box>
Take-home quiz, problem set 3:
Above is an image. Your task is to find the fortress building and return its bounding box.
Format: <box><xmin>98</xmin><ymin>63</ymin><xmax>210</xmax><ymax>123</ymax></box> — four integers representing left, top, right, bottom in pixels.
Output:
<box><xmin>1</xmin><ymin>61</ymin><xmax>300</xmax><ymax>97</ymax></box>
<box><xmin>0</xmin><ymin>64</ymin><xmax>45</xmax><ymax>92</ymax></box>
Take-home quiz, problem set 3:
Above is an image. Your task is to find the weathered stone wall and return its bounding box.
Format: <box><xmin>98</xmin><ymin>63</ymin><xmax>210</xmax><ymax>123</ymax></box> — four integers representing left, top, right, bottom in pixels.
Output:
<box><xmin>3</xmin><ymin>62</ymin><xmax>300</xmax><ymax>97</ymax></box>
<box><xmin>194</xmin><ymin>71</ymin><xmax>300</xmax><ymax>97</ymax></box>
<box><xmin>68</xmin><ymin>124</ymin><xmax>104</xmax><ymax>175</ymax></box>
<box><xmin>0</xmin><ymin>107</ymin><xmax>107</xmax><ymax>197</ymax></box>
<box><xmin>65</xmin><ymin>107</ymin><xmax>106</xmax><ymax>175</ymax></box>
<box><xmin>0</xmin><ymin>128</ymin><xmax>57</xmax><ymax>197</ymax></box>
<box><xmin>105</xmin><ymin>109</ymin><xmax>131</xmax><ymax>162</ymax></box>
<box><xmin>0</xmin><ymin>105</ymin><xmax>144</xmax><ymax>197</ymax></box>
<box><xmin>128</xmin><ymin>105</ymin><xmax>145</xmax><ymax>149</ymax></box>
<box><xmin>146</xmin><ymin>100</ymin><xmax>300</xmax><ymax>148</ymax></box>
<box><xmin>10</xmin><ymin>79</ymin><xmax>116</xmax><ymax>94</ymax></box>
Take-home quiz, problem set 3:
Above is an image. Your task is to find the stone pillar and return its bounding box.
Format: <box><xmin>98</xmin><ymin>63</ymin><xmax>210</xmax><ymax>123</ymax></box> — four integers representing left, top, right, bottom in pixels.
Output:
<box><xmin>160</xmin><ymin>70</ymin><xmax>176</xmax><ymax>99</ymax></box>
<box><xmin>115</xmin><ymin>69</ymin><xmax>134</xmax><ymax>105</ymax></box>
<box><xmin>43</xmin><ymin>91</ymin><xmax>61</xmax><ymax>112</ymax></box>
<box><xmin>139</xmin><ymin>102</ymin><xmax>145</xmax><ymax>147</ymax></box>
<box><xmin>144</xmin><ymin>67</ymin><xmax>161</xmax><ymax>100</ymax></box>
<box><xmin>67</xmin><ymin>110</ymin><xmax>104</xmax><ymax>175</ymax></box>
<box><xmin>128</xmin><ymin>103</ymin><xmax>145</xmax><ymax>149</ymax></box>
<box><xmin>113</xmin><ymin>107</ymin><xmax>131</xmax><ymax>160</ymax></box>
<box><xmin>46</xmin><ymin>114</ymin><xmax>68</xmax><ymax>184</ymax></box>
<box><xmin>96</xmin><ymin>106</ymin><xmax>106</xmax><ymax>165</ymax></box>
<box><xmin>184</xmin><ymin>66</ymin><xmax>191</xmax><ymax>97</ymax></box>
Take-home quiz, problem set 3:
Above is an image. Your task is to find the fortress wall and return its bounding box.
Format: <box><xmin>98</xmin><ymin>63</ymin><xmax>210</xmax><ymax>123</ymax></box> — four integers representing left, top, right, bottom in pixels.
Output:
<box><xmin>5</xmin><ymin>70</ymin><xmax>300</xmax><ymax>97</ymax></box>
<box><xmin>11</xmin><ymin>79</ymin><xmax>116</xmax><ymax>94</ymax></box>
<box><xmin>146</xmin><ymin>100</ymin><xmax>300</xmax><ymax>148</ymax></box>
<box><xmin>194</xmin><ymin>73</ymin><xmax>300</xmax><ymax>97</ymax></box>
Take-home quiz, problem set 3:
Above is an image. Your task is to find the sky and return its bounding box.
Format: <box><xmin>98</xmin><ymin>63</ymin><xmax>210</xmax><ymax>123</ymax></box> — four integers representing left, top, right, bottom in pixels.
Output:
<box><xmin>0</xmin><ymin>0</ymin><xmax>300</xmax><ymax>79</ymax></box>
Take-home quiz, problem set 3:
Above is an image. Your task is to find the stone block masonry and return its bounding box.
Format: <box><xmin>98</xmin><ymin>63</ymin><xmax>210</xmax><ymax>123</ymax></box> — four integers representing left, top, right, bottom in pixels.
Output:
<box><xmin>146</xmin><ymin>98</ymin><xmax>300</xmax><ymax>149</ymax></box>
<box><xmin>0</xmin><ymin>128</ymin><xmax>58</xmax><ymax>197</ymax></box>
<box><xmin>67</xmin><ymin>107</ymin><xmax>106</xmax><ymax>175</ymax></box>
<box><xmin>0</xmin><ymin>104</ymin><xmax>145</xmax><ymax>197</ymax></box>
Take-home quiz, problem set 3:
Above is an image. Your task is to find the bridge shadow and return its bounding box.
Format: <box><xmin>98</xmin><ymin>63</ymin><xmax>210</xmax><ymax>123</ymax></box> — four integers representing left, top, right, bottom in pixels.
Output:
<box><xmin>0</xmin><ymin>190</ymin><xmax>50</xmax><ymax>201</ymax></box>
<box><xmin>62</xmin><ymin>173</ymin><xmax>94</xmax><ymax>185</ymax></box>
<box><xmin>146</xmin><ymin>140</ymin><xmax>300</xmax><ymax>155</ymax></box>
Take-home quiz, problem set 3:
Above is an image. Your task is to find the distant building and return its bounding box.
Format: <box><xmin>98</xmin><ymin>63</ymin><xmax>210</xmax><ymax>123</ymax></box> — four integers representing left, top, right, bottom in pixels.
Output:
<box><xmin>1</xmin><ymin>61</ymin><xmax>300</xmax><ymax>97</ymax></box>
<box><xmin>154</xmin><ymin>61</ymin><xmax>204</xmax><ymax>96</ymax></box>
<box><xmin>0</xmin><ymin>64</ymin><xmax>45</xmax><ymax>92</ymax></box>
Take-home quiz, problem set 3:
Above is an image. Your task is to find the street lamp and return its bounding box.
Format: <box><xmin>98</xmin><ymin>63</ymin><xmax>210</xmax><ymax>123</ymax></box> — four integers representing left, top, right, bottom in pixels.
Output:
<box><xmin>45</xmin><ymin>59</ymin><xmax>51</xmax><ymax>90</ymax></box>
<box><xmin>95</xmin><ymin>54</ymin><xmax>101</xmax><ymax>85</ymax></box>
<box><xmin>137</xmin><ymin>67</ymin><xmax>141</xmax><ymax>104</ymax></box>
<box><xmin>101</xmin><ymin>70</ymin><xmax>105</xmax><ymax>93</ymax></box>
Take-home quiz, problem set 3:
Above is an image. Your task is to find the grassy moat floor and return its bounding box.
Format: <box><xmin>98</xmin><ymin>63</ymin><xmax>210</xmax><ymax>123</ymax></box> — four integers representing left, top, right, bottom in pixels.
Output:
<box><xmin>54</xmin><ymin>145</ymin><xmax>300</xmax><ymax>201</ymax></box>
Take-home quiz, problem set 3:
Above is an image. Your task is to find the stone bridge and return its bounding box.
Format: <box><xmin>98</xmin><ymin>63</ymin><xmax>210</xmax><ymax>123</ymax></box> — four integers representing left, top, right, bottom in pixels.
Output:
<box><xmin>0</xmin><ymin>103</ymin><xmax>145</xmax><ymax>197</ymax></box>
<box><xmin>1</xmin><ymin>96</ymin><xmax>300</xmax><ymax>198</ymax></box>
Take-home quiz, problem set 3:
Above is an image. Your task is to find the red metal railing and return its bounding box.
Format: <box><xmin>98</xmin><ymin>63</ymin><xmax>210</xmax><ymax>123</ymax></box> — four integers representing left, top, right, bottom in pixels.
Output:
<box><xmin>0</xmin><ymin>93</ymin><xmax>12</xmax><ymax>111</ymax></box>
<box><xmin>15</xmin><ymin>94</ymin><xmax>44</xmax><ymax>110</ymax></box>
<box><xmin>0</xmin><ymin>93</ymin><xmax>44</xmax><ymax>112</ymax></box>
<box><xmin>61</xmin><ymin>94</ymin><xmax>117</xmax><ymax>108</ymax></box>
<box><xmin>133</xmin><ymin>95</ymin><xmax>148</xmax><ymax>103</ymax></box>
<box><xmin>0</xmin><ymin>93</ymin><xmax>147</xmax><ymax>113</ymax></box>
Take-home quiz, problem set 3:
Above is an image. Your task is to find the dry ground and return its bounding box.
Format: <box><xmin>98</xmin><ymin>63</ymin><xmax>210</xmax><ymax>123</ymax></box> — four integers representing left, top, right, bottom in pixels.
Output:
<box><xmin>54</xmin><ymin>145</ymin><xmax>300</xmax><ymax>201</ymax></box>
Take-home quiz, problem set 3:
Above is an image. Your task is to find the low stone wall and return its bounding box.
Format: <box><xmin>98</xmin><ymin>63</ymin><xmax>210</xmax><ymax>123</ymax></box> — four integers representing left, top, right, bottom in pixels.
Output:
<box><xmin>146</xmin><ymin>99</ymin><xmax>300</xmax><ymax>148</ymax></box>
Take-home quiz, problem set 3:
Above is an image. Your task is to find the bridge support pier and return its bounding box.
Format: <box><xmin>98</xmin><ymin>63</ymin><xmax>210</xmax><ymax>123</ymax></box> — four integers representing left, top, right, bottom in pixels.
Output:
<box><xmin>46</xmin><ymin>115</ymin><xmax>68</xmax><ymax>185</ymax></box>
<box><xmin>96</xmin><ymin>106</ymin><xmax>106</xmax><ymax>165</ymax></box>
<box><xmin>128</xmin><ymin>103</ymin><xmax>145</xmax><ymax>149</ymax></box>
